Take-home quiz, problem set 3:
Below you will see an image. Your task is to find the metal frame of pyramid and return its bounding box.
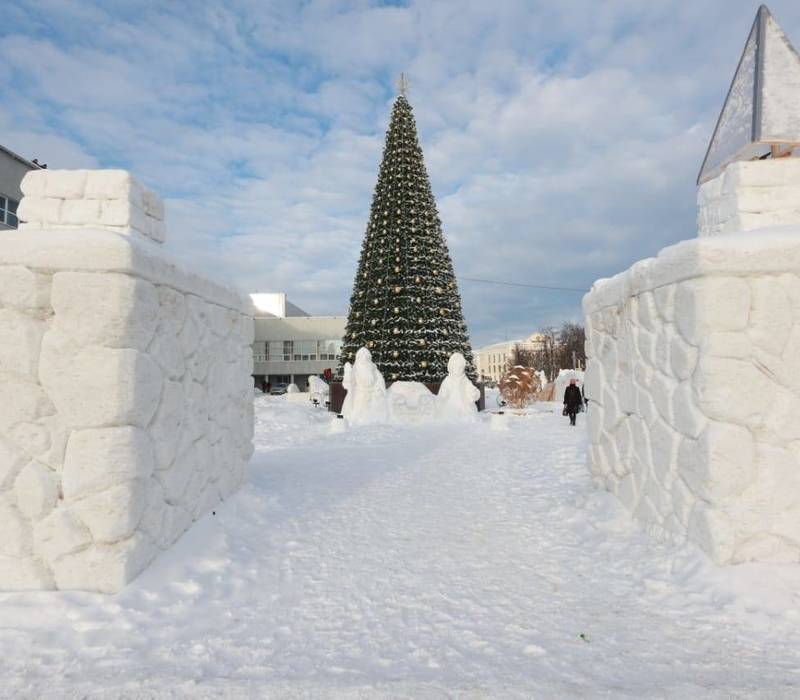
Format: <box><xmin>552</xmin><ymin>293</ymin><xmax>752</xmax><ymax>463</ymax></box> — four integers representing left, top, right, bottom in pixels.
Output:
<box><xmin>698</xmin><ymin>5</ymin><xmax>800</xmax><ymax>185</ymax></box>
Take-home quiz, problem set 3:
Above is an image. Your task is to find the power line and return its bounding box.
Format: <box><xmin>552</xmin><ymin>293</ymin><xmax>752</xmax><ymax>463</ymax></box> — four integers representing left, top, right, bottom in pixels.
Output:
<box><xmin>457</xmin><ymin>276</ymin><xmax>588</xmax><ymax>293</ymax></box>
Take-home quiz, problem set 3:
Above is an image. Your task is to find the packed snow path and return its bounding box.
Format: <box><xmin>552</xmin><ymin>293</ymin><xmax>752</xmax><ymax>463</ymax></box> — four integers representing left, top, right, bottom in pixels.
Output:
<box><xmin>3</xmin><ymin>398</ymin><xmax>800</xmax><ymax>698</ymax></box>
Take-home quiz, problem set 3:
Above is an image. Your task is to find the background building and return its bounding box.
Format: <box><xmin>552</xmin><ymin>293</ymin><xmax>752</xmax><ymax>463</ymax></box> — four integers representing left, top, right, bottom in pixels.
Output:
<box><xmin>475</xmin><ymin>333</ymin><xmax>546</xmax><ymax>384</ymax></box>
<box><xmin>251</xmin><ymin>292</ymin><xmax>345</xmax><ymax>392</ymax></box>
<box><xmin>0</xmin><ymin>144</ymin><xmax>45</xmax><ymax>230</ymax></box>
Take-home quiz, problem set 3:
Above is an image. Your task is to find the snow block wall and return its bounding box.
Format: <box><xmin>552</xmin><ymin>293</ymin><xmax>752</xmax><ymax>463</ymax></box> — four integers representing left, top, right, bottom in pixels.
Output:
<box><xmin>0</xmin><ymin>170</ymin><xmax>254</xmax><ymax>592</ymax></box>
<box><xmin>698</xmin><ymin>160</ymin><xmax>800</xmax><ymax>237</ymax></box>
<box><xmin>584</xmin><ymin>177</ymin><xmax>800</xmax><ymax>565</ymax></box>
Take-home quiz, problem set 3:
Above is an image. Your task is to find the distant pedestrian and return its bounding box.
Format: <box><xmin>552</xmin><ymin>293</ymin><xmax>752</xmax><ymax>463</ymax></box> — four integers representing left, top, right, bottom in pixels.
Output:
<box><xmin>563</xmin><ymin>379</ymin><xmax>582</xmax><ymax>426</ymax></box>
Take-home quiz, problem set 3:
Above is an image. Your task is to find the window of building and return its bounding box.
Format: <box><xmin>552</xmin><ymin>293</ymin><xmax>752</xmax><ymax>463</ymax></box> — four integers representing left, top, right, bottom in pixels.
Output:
<box><xmin>267</xmin><ymin>341</ymin><xmax>284</xmax><ymax>361</ymax></box>
<box><xmin>0</xmin><ymin>195</ymin><xmax>19</xmax><ymax>228</ymax></box>
<box><xmin>293</xmin><ymin>340</ymin><xmax>317</xmax><ymax>361</ymax></box>
<box><xmin>318</xmin><ymin>339</ymin><xmax>342</xmax><ymax>360</ymax></box>
<box><xmin>261</xmin><ymin>339</ymin><xmax>344</xmax><ymax>363</ymax></box>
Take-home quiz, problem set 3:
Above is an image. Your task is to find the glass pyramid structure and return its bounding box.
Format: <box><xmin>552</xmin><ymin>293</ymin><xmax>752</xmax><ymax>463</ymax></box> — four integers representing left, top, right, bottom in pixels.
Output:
<box><xmin>698</xmin><ymin>5</ymin><xmax>800</xmax><ymax>185</ymax></box>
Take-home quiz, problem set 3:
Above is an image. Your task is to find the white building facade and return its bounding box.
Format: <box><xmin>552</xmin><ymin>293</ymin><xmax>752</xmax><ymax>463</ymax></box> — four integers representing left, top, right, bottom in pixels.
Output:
<box><xmin>474</xmin><ymin>333</ymin><xmax>546</xmax><ymax>384</ymax></box>
<box><xmin>250</xmin><ymin>292</ymin><xmax>345</xmax><ymax>392</ymax></box>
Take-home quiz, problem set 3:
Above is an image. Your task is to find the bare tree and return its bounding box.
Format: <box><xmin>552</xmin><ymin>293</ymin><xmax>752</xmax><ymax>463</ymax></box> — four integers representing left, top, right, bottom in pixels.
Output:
<box><xmin>556</xmin><ymin>322</ymin><xmax>586</xmax><ymax>370</ymax></box>
<box><xmin>508</xmin><ymin>343</ymin><xmax>536</xmax><ymax>371</ymax></box>
<box><xmin>531</xmin><ymin>326</ymin><xmax>559</xmax><ymax>382</ymax></box>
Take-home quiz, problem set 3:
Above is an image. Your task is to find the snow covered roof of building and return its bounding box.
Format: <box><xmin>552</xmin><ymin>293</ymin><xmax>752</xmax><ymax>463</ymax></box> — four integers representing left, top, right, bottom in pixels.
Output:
<box><xmin>250</xmin><ymin>292</ymin><xmax>310</xmax><ymax>318</ymax></box>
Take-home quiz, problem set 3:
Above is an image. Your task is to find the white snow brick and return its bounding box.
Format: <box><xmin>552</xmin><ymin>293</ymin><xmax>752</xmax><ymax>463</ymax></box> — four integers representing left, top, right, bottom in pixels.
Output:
<box><xmin>0</xmin><ymin>309</ymin><xmax>45</xmax><ymax>378</ymax></box>
<box><xmin>19</xmin><ymin>169</ymin><xmax>46</xmax><ymax>197</ymax></box>
<box><xmin>7</xmin><ymin>420</ymin><xmax>50</xmax><ymax>461</ymax></box>
<box><xmin>654</xmin><ymin>331</ymin><xmax>671</xmax><ymax>376</ymax></box>
<box><xmin>147</xmin><ymin>329</ymin><xmax>185</xmax><ymax>380</ymax></box>
<box><xmin>636</xmin><ymin>292</ymin><xmax>658</xmax><ymax>332</ymax></box>
<box><xmin>671</xmin><ymin>477</ymin><xmax>695</xmax><ymax>528</ymax></box>
<box><xmin>51</xmin><ymin>531</ymin><xmax>157</xmax><ymax>593</ymax></box>
<box><xmin>0</xmin><ymin>266</ymin><xmax>51</xmax><ymax>310</ymax></box>
<box><xmin>62</xmin><ymin>426</ymin><xmax>154</xmax><ymax>500</ymax></box>
<box><xmin>669</xmin><ymin>335</ymin><xmax>697</xmax><ymax>380</ymax></box>
<box><xmin>748</xmin><ymin>278</ymin><xmax>792</xmax><ymax>356</ymax></box>
<box><xmin>732</xmin><ymin>534</ymin><xmax>800</xmax><ymax>564</ymax></box>
<box><xmin>39</xmin><ymin>329</ymin><xmax>162</xmax><ymax>429</ymax></box>
<box><xmin>681</xmin><ymin>422</ymin><xmax>755</xmax><ymax>502</ymax></box>
<box><xmin>699</xmin><ymin>332</ymin><xmax>753</xmax><ymax>360</ymax></box>
<box><xmin>688</xmin><ymin>504</ymin><xmax>735</xmax><ymax>564</ymax></box>
<box><xmin>156</xmin><ymin>286</ymin><xmax>187</xmax><ymax>334</ymax></box>
<box><xmin>44</xmin><ymin>170</ymin><xmax>87</xmax><ymax>199</ymax></box>
<box><xmin>14</xmin><ymin>461</ymin><xmax>59</xmax><ymax>521</ymax></box>
<box><xmin>0</xmin><ymin>377</ymin><xmax>55</xmax><ymax>433</ymax></box>
<box><xmin>0</xmin><ymin>555</ymin><xmax>53</xmax><ymax>590</ymax></box>
<box><xmin>650</xmin><ymin>420</ymin><xmax>678</xmax><ymax>484</ymax></box>
<box><xmin>653</xmin><ymin>285</ymin><xmax>675</xmax><ymax>323</ymax></box>
<box><xmin>83</xmin><ymin>170</ymin><xmax>129</xmax><ymax>199</ymax></box>
<box><xmin>587</xmin><ymin>402</ymin><xmax>604</xmax><ymax>444</ymax></box>
<box><xmin>693</xmin><ymin>356</ymin><xmax>774</xmax><ymax>427</ymax></box>
<box><xmin>72</xmin><ymin>480</ymin><xmax>148</xmax><ymax>544</ymax></box>
<box><xmin>149</xmin><ymin>380</ymin><xmax>184</xmax><ymax>470</ymax></box>
<box><xmin>137</xmin><ymin>478</ymin><xmax>168</xmax><ymax>547</ymax></box>
<box><xmin>60</xmin><ymin>199</ymin><xmax>100</xmax><ymax>226</ymax></box>
<box><xmin>51</xmin><ymin>272</ymin><xmax>159</xmax><ymax>350</ymax></box>
<box><xmin>0</xmin><ymin>436</ymin><xmax>28</xmax><ymax>492</ymax></box>
<box><xmin>674</xmin><ymin>278</ymin><xmax>751</xmax><ymax>346</ymax></box>
<box><xmin>16</xmin><ymin>196</ymin><xmax>62</xmax><ymax>228</ymax></box>
<box><xmin>650</xmin><ymin>373</ymin><xmax>674</xmax><ymax>424</ymax></box>
<box><xmin>0</xmin><ymin>495</ymin><xmax>31</xmax><ymax>557</ymax></box>
<box><xmin>33</xmin><ymin>508</ymin><xmax>92</xmax><ymax>564</ymax></box>
<box><xmin>157</xmin><ymin>441</ymin><xmax>208</xmax><ymax>505</ymax></box>
<box><xmin>698</xmin><ymin>161</ymin><xmax>800</xmax><ymax>237</ymax></box>
<box><xmin>672</xmin><ymin>382</ymin><xmax>706</xmax><ymax>439</ymax></box>
<box><xmin>20</xmin><ymin>169</ymin><xmax>165</xmax><ymax>243</ymax></box>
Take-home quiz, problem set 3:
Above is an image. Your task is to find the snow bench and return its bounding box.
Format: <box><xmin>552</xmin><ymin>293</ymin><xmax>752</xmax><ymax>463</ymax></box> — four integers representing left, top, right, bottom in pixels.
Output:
<box><xmin>0</xmin><ymin>170</ymin><xmax>254</xmax><ymax>592</ymax></box>
<box><xmin>584</xmin><ymin>159</ymin><xmax>800</xmax><ymax>565</ymax></box>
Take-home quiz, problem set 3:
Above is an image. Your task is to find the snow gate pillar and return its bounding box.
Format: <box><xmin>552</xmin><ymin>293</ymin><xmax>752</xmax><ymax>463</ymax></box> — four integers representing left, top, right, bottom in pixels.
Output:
<box><xmin>0</xmin><ymin>169</ymin><xmax>254</xmax><ymax>592</ymax></box>
<box><xmin>584</xmin><ymin>159</ymin><xmax>800</xmax><ymax>565</ymax></box>
<box><xmin>584</xmin><ymin>6</ymin><xmax>800</xmax><ymax>565</ymax></box>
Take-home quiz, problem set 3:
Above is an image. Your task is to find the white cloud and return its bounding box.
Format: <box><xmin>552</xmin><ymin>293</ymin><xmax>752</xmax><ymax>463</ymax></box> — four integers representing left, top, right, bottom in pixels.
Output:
<box><xmin>3</xmin><ymin>0</ymin><xmax>800</xmax><ymax>346</ymax></box>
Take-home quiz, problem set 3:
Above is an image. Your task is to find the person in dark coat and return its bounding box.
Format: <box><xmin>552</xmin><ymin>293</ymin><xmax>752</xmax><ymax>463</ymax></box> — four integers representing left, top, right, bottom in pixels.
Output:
<box><xmin>563</xmin><ymin>378</ymin><xmax>582</xmax><ymax>426</ymax></box>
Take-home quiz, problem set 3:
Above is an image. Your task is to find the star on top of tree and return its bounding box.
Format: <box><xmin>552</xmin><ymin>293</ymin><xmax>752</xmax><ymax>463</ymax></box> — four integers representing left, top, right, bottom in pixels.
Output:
<box><xmin>396</xmin><ymin>73</ymin><xmax>409</xmax><ymax>98</ymax></box>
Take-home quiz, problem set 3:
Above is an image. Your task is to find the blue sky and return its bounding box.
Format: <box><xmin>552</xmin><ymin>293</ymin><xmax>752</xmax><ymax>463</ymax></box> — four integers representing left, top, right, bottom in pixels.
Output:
<box><xmin>3</xmin><ymin>0</ymin><xmax>800</xmax><ymax>347</ymax></box>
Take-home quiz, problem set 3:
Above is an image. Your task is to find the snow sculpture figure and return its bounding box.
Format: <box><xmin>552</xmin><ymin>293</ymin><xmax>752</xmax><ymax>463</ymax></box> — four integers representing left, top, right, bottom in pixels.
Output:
<box><xmin>308</xmin><ymin>375</ymin><xmax>329</xmax><ymax>405</ymax></box>
<box><xmin>341</xmin><ymin>361</ymin><xmax>354</xmax><ymax>416</ymax></box>
<box><xmin>437</xmin><ymin>352</ymin><xmax>480</xmax><ymax>421</ymax></box>
<box><xmin>387</xmin><ymin>381</ymin><xmax>436</xmax><ymax>424</ymax></box>
<box><xmin>342</xmin><ymin>347</ymin><xmax>388</xmax><ymax>425</ymax></box>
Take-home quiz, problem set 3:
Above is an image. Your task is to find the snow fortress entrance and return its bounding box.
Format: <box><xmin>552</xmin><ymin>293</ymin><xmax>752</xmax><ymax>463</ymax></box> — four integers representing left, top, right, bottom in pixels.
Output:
<box><xmin>0</xmin><ymin>170</ymin><xmax>254</xmax><ymax>592</ymax></box>
<box><xmin>584</xmin><ymin>158</ymin><xmax>800</xmax><ymax>565</ymax></box>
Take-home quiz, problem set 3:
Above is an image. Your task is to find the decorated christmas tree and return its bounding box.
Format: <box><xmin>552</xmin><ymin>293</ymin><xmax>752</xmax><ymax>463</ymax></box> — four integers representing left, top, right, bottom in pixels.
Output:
<box><xmin>339</xmin><ymin>80</ymin><xmax>475</xmax><ymax>383</ymax></box>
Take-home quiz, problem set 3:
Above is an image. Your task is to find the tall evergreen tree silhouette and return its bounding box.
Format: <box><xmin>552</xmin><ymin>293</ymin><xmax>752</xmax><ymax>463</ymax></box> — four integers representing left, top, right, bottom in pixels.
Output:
<box><xmin>339</xmin><ymin>89</ymin><xmax>475</xmax><ymax>383</ymax></box>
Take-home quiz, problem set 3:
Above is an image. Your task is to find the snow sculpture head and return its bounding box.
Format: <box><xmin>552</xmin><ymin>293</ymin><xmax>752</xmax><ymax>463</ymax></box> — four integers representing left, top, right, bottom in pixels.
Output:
<box><xmin>447</xmin><ymin>352</ymin><xmax>467</xmax><ymax>377</ymax></box>
<box><xmin>354</xmin><ymin>346</ymin><xmax>372</xmax><ymax>365</ymax></box>
<box><xmin>354</xmin><ymin>347</ymin><xmax>379</xmax><ymax>385</ymax></box>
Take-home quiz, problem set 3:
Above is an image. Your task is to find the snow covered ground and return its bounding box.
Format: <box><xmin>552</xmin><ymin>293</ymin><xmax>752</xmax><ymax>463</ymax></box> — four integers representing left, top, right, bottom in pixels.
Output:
<box><xmin>3</xmin><ymin>396</ymin><xmax>800</xmax><ymax>698</ymax></box>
